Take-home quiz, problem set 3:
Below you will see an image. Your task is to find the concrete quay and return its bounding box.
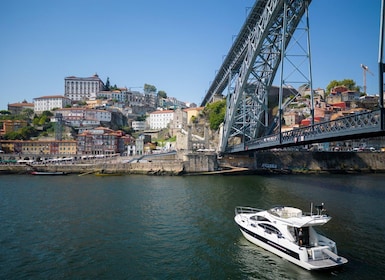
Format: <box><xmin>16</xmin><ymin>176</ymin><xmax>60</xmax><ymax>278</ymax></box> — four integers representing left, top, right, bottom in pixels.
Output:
<box><xmin>1</xmin><ymin>151</ymin><xmax>385</xmax><ymax>175</ymax></box>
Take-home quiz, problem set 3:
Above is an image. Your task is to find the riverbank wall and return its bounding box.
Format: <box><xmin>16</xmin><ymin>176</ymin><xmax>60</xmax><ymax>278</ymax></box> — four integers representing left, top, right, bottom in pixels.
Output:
<box><xmin>220</xmin><ymin>151</ymin><xmax>385</xmax><ymax>173</ymax></box>
<box><xmin>1</xmin><ymin>151</ymin><xmax>385</xmax><ymax>175</ymax></box>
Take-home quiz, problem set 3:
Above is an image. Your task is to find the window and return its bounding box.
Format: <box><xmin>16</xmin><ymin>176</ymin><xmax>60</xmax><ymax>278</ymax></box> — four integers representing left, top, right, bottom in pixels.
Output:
<box><xmin>258</xmin><ymin>223</ymin><xmax>281</xmax><ymax>236</ymax></box>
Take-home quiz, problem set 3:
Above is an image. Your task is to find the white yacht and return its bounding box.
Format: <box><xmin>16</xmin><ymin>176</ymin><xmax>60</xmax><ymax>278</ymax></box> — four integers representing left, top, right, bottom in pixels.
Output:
<box><xmin>234</xmin><ymin>205</ymin><xmax>348</xmax><ymax>270</ymax></box>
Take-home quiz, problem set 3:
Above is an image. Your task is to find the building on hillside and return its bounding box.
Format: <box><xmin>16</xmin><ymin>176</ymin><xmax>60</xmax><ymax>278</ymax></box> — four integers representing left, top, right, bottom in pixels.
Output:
<box><xmin>55</xmin><ymin>108</ymin><xmax>112</xmax><ymax>123</ymax></box>
<box><xmin>77</xmin><ymin>127</ymin><xmax>125</xmax><ymax>155</ymax></box>
<box><xmin>126</xmin><ymin>91</ymin><xmax>146</xmax><ymax>106</ymax></box>
<box><xmin>148</xmin><ymin>110</ymin><xmax>175</xmax><ymax>129</ymax></box>
<box><xmin>85</xmin><ymin>99</ymin><xmax>105</xmax><ymax>109</ymax></box>
<box><xmin>121</xmin><ymin>134</ymin><xmax>136</xmax><ymax>156</ymax></box>
<box><xmin>0</xmin><ymin>120</ymin><xmax>28</xmax><ymax>136</ymax></box>
<box><xmin>359</xmin><ymin>95</ymin><xmax>379</xmax><ymax>110</ymax></box>
<box><xmin>184</xmin><ymin>107</ymin><xmax>204</xmax><ymax>124</ymax></box>
<box><xmin>145</xmin><ymin>92</ymin><xmax>158</xmax><ymax>109</ymax></box>
<box><xmin>172</xmin><ymin>108</ymin><xmax>187</xmax><ymax>129</ymax></box>
<box><xmin>33</xmin><ymin>95</ymin><xmax>71</xmax><ymax>113</ymax></box>
<box><xmin>132</xmin><ymin>121</ymin><xmax>147</xmax><ymax>131</ymax></box>
<box><xmin>97</xmin><ymin>89</ymin><xmax>128</xmax><ymax>103</ymax></box>
<box><xmin>0</xmin><ymin>140</ymin><xmax>77</xmax><ymax>156</ymax></box>
<box><xmin>7</xmin><ymin>101</ymin><xmax>34</xmax><ymax>115</ymax></box>
<box><xmin>64</xmin><ymin>74</ymin><xmax>105</xmax><ymax>101</ymax></box>
<box><xmin>283</xmin><ymin>112</ymin><xmax>301</xmax><ymax>126</ymax></box>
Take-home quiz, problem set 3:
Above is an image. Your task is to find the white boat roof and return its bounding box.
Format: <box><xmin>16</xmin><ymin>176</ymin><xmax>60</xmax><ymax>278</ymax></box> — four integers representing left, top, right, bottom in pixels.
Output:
<box><xmin>264</xmin><ymin>206</ymin><xmax>331</xmax><ymax>227</ymax></box>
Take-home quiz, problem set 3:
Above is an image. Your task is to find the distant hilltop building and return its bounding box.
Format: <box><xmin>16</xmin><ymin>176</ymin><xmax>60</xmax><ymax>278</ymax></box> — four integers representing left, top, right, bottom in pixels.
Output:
<box><xmin>7</xmin><ymin>101</ymin><xmax>34</xmax><ymax>115</ymax></box>
<box><xmin>64</xmin><ymin>74</ymin><xmax>105</xmax><ymax>102</ymax></box>
<box><xmin>33</xmin><ymin>95</ymin><xmax>71</xmax><ymax>113</ymax></box>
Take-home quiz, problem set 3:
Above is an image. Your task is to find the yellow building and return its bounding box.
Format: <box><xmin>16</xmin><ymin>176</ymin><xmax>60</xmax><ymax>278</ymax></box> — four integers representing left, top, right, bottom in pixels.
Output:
<box><xmin>183</xmin><ymin>107</ymin><xmax>204</xmax><ymax>124</ymax></box>
<box><xmin>0</xmin><ymin>140</ymin><xmax>77</xmax><ymax>155</ymax></box>
<box><xmin>0</xmin><ymin>120</ymin><xmax>28</xmax><ymax>136</ymax></box>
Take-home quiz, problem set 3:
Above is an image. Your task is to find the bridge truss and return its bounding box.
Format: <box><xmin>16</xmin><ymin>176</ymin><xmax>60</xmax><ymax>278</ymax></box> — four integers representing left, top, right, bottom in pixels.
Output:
<box><xmin>202</xmin><ymin>0</ymin><xmax>385</xmax><ymax>153</ymax></box>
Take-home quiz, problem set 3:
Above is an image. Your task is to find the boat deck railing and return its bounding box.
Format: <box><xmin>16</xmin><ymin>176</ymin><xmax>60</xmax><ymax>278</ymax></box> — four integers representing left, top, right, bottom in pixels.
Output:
<box><xmin>235</xmin><ymin>206</ymin><xmax>264</xmax><ymax>216</ymax></box>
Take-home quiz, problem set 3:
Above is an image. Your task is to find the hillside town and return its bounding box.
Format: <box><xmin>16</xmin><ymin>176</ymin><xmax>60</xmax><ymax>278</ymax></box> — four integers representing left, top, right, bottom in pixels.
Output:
<box><xmin>0</xmin><ymin>74</ymin><xmax>384</xmax><ymax>166</ymax></box>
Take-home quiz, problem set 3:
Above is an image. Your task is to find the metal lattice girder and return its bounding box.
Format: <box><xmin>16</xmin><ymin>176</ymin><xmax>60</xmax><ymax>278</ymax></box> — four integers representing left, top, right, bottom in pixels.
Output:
<box><xmin>201</xmin><ymin>0</ymin><xmax>269</xmax><ymax>106</ymax></box>
<box><xmin>280</xmin><ymin>110</ymin><xmax>382</xmax><ymax>144</ymax></box>
<box><xmin>225</xmin><ymin>110</ymin><xmax>383</xmax><ymax>153</ymax></box>
<box><xmin>220</xmin><ymin>0</ymin><xmax>312</xmax><ymax>153</ymax></box>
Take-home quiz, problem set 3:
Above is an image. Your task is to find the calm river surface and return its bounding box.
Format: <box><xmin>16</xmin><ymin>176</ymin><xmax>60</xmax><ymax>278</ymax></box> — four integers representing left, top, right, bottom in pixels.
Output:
<box><xmin>1</xmin><ymin>173</ymin><xmax>384</xmax><ymax>279</ymax></box>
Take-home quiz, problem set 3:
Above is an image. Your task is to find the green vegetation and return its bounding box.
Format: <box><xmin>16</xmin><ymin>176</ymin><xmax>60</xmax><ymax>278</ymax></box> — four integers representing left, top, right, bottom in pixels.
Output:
<box><xmin>204</xmin><ymin>99</ymin><xmax>226</xmax><ymax>130</ymax></box>
<box><xmin>3</xmin><ymin>126</ymin><xmax>39</xmax><ymax>140</ymax></box>
<box><xmin>144</xmin><ymin>83</ymin><xmax>157</xmax><ymax>93</ymax></box>
<box><xmin>135</xmin><ymin>115</ymin><xmax>147</xmax><ymax>121</ymax></box>
<box><xmin>158</xmin><ymin>90</ymin><xmax>167</xmax><ymax>99</ymax></box>
<box><xmin>32</xmin><ymin>111</ymin><xmax>53</xmax><ymax>126</ymax></box>
<box><xmin>326</xmin><ymin>79</ymin><xmax>360</xmax><ymax>94</ymax></box>
<box><xmin>0</xmin><ymin>110</ymin><xmax>11</xmax><ymax>115</ymax></box>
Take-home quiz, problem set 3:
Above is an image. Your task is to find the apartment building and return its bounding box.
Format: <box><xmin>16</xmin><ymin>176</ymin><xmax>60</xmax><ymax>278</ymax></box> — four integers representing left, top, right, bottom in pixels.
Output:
<box><xmin>55</xmin><ymin>108</ymin><xmax>112</xmax><ymax>123</ymax></box>
<box><xmin>0</xmin><ymin>140</ymin><xmax>77</xmax><ymax>155</ymax></box>
<box><xmin>77</xmin><ymin>127</ymin><xmax>125</xmax><ymax>155</ymax></box>
<box><xmin>33</xmin><ymin>95</ymin><xmax>72</xmax><ymax>113</ymax></box>
<box><xmin>148</xmin><ymin>110</ymin><xmax>175</xmax><ymax>129</ymax></box>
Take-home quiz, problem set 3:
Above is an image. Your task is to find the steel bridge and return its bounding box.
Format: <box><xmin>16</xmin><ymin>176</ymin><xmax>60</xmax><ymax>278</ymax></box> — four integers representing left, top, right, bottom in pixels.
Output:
<box><xmin>201</xmin><ymin>0</ymin><xmax>385</xmax><ymax>154</ymax></box>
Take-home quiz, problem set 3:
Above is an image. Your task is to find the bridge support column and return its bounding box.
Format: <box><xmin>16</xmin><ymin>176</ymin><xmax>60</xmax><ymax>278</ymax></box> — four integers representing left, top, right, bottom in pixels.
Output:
<box><xmin>379</xmin><ymin>0</ymin><xmax>385</xmax><ymax>129</ymax></box>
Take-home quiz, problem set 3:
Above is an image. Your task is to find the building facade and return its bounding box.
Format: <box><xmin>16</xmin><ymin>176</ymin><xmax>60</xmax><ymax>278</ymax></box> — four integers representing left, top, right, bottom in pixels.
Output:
<box><xmin>7</xmin><ymin>101</ymin><xmax>34</xmax><ymax>115</ymax></box>
<box><xmin>55</xmin><ymin>108</ymin><xmax>112</xmax><ymax>123</ymax></box>
<box><xmin>65</xmin><ymin>74</ymin><xmax>105</xmax><ymax>101</ymax></box>
<box><xmin>0</xmin><ymin>120</ymin><xmax>28</xmax><ymax>136</ymax></box>
<box><xmin>0</xmin><ymin>140</ymin><xmax>77</xmax><ymax>155</ymax></box>
<box><xmin>148</xmin><ymin>110</ymin><xmax>175</xmax><ymax>130</ymax></box>
<box><xmin>77</xmin><ymin>127</ymin><xmax>125</xmax><ymax>155</ymax></box>
<box><xmin>132</xmin><ymin>121</ymin><xmax>147</xmax><ymax>131</ymax></box>
<box><xmin>33</xmin><ymin>95</ymin><xmax>72</xmax><ymax>113</ymax></box>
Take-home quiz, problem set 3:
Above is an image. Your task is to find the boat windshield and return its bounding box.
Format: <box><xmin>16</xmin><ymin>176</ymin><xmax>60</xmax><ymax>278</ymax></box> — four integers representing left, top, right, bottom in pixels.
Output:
<box><xmin>250</xmin><ymin>215</ymin><xmax>271</xmax><ymax>222</ymax></box>
<box><xmin>268</xmin><ymin>207</ymin><xmax>302</xmax><ymax>218</ymax></box>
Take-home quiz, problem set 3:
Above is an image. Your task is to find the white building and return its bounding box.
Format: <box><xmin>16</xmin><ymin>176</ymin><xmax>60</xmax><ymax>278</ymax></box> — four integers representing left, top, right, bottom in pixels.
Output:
<box><xmin>97</xmin><ymin>89</ymin><xmax>127</xmax><ymax>103</ymax></box>
<box><xmin>132</xmin><ymin>121</ymin><xmax>147</xmax><ymax>131</ymax></box>
<box><xmin>127</xmin><ymin>91</ymin><xmax>146</xmax><ymax>106</ymax></box>
<box><xmin>65</xmin><ymin>74</ymin><xmax>105</xmax><ymax>101</ymax></box>
<box><xmin>33</xmin><ymin>95</ymin><xmax>72</xmax><ymax>113</ymax></box>
<box><xmin>148</xmin><ymin>110</ymin><xmax>175</xmax><ymax>129</ymax></box>
<box><xmin>55</xmin><ymin>108</ymin><xmax>112</xmax><ymax>123</ymax></box>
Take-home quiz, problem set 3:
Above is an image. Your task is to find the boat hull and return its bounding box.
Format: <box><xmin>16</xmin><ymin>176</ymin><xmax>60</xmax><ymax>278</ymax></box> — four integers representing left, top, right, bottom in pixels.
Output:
<box><xmin>234</xmin><ymin>208</ymin><xmax>348</xmax><ymax>271</ymax></box>
<box><xmin>237</xmin><ymin>225</ymin><xmax>347</xmax><ymax>270</ymax></box>
<box><xmin>31</xmin><ymin>171</ymin><xmax>67</xmax><ymax>176</ymax></box>
<box><xmin>94</xmin><ymin>172</ymin><xmax>122</xmax><ymax>176</ymax></box>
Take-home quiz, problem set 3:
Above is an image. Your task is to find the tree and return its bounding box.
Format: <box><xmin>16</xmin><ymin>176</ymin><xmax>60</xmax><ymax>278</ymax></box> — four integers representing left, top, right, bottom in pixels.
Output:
<box><xmin>21</xmin><ymin>108</ymin><xmax>34</xmax><ymax>119</ymax></box>
<box><xmin>105</xmin><ymin>77</ymin><xmax>111</xmax><ymax>91</ymax></box>
<box><xmin>41</xmin><ymin>110</ymin><xmax>54</xmax><ymax>117</ymax></box>
<box><xmin>136</xmin><ymin>115</ymin><xmax>147</xmax><ymax>121</ymax></box>
<box><xmin>205</xmin><ymin>99</ymin><xmax>226</xmax><ymax>130</ymax></box>
<box><xmin>144</xmin><ymin>83</ymin><xmax>157</xmax><ymax>93</ymax></box>
<box><xmin>158</xmin><ymin>90</ymin><xmax>167</xmax><ymax>99</ymax></box>
<box><xmin>326</xmin><ymin>79</ymin><xmax>360</xmax><ymax>94</ymax></box>
<box><xmin>0</xmin><ymin>110</ymin><xmax>11</xmax><ymax>115</ymax></box>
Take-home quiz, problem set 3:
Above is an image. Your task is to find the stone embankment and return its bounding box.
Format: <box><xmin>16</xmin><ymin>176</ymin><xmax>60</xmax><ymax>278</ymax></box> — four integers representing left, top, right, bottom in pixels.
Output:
<box><xmin>220</xmin><ymin>151</ymin><xmax>385</xmax><ymax>174</ymax></box>
<box><xmin>1</xmin><ymin>151</ymin><xmax>385</xmax><ymax>175</ymax></box>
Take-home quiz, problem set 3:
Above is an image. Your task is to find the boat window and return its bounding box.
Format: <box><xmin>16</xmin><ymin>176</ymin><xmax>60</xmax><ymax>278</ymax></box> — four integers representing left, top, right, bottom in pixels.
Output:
<box><xmin>250</xmin><ymin>216</ymin><xmax>270</xmax><ymax>222</ymax></box>
<box><xmin>258</xmin><ymin>223</ymin><xmax>282</xmax><ymax>235</ymax></box>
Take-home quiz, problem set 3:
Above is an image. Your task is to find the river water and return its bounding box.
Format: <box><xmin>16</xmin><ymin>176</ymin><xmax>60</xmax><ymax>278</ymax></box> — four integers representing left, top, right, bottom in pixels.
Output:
<box><xmin>1</xmin><ymin>173</ymin><xmax>384</xmax><ymax>279</ymax></box>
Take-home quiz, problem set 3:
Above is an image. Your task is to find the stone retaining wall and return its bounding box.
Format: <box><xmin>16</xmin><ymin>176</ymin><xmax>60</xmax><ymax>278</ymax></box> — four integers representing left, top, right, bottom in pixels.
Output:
<box><xmin>221</xmin><ymin>151</ymin><xmax>385</xmax><ymax>173</ymax></box>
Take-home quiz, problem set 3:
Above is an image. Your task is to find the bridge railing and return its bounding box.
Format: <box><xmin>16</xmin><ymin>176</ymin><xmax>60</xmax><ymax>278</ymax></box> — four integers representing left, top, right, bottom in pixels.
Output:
<box><xmin>225</xmin><ymin>109</ymin><xmax>383</xmax><ymax>153</ymax></box>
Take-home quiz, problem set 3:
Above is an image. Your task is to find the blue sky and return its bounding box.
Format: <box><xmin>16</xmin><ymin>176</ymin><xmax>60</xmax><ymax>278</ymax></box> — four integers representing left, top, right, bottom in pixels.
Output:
<box><xmin>0</xmin><ymin>0</ymin><xmax>382</xmax><ymax>110</ymax></box>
